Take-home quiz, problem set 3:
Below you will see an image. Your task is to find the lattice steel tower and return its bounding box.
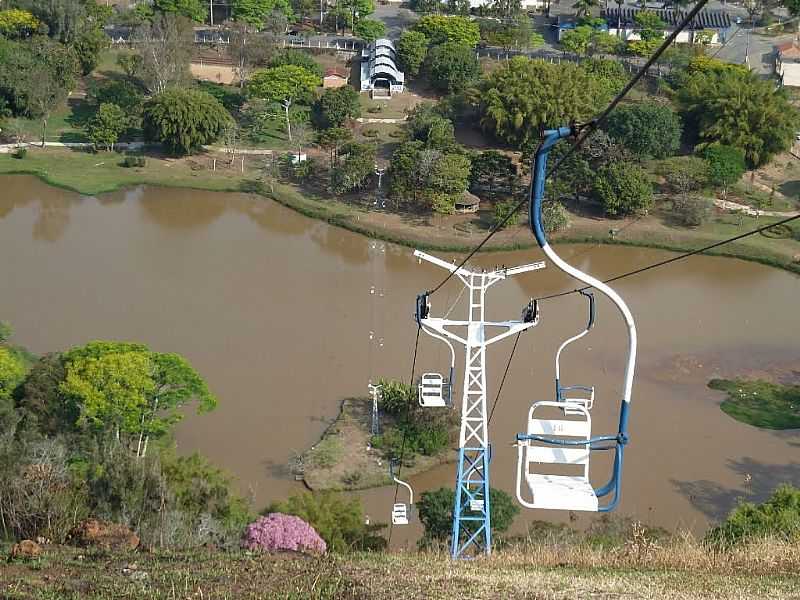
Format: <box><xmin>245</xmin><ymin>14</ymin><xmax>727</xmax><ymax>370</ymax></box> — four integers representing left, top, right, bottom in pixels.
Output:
<box><xmin>413</xmin><ymin>250</ymin><xmax>545</xmax><ymax>559</ymax></box>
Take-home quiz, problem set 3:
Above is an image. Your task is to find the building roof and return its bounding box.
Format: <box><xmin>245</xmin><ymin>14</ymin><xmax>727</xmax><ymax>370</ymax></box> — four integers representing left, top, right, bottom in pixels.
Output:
<box><xmin>456</xmin><ymin>191</ymin><xmax>481</xmax><ymax>207</ymax></box>
<box><xmin>603</xmin><ymin>8</ymin><xmax>732</xmax><ymax>30</ymax></box>
<box><xmin>777</xmin><ymin>41</ymin><xmax>800</xmax><ymax>59</ymax></box>
<box><xmin>361</xmin><ymin>39</ymin><xmax>405</xmax><ymax>85</ymax></box>
<box><xmin>324</xmin><ymin>67</ymin><xmax>348</xmax><ymax>79</ymax></box>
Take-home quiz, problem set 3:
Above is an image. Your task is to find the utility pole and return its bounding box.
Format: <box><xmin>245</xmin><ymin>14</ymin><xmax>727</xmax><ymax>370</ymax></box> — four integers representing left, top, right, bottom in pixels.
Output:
<box><xmin>414</xmin><ymin>250</ymin><xmax>545</xmax><ymax>559</ymax></box>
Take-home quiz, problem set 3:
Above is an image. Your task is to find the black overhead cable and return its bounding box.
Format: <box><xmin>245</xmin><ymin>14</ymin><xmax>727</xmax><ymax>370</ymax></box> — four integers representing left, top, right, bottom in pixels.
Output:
<box><xmin>534</xmin><ymin>214</ymin><xmax>800</xmax><ymax>302</ymax></box>
<box><xmin>488</xmin><ymin>332</ymin><xmax>522</xmax><ymax>425</ymax></box>
<box><xmin>482</xmin><ymin>217</ymin><xmax>800</xmax><ymax>427</ymax></box>
<box><xmin>426</xmin><ymin>0</ymin><xmax>710</xmax><ymax>297</ymax></box>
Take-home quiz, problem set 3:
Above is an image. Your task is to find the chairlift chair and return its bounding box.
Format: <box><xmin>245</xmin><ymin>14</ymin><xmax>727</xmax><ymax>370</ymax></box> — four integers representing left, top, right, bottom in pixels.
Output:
<box><xmin>515</xmin><ymin>127</ymin><xmax>637</xmax><ymax>513</ymax></box>
<box><xmin>389</xmin><ymin>460</ymin><xmax>414</xmax><ymax>525</ymax></box>
<box><xmin>415</xmin><ymin>293</ymin><xmax>456</xmax><ymax>408</ymax></box>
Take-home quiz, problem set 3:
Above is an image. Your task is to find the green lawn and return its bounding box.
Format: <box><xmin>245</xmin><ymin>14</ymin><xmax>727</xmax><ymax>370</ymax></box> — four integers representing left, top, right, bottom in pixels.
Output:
<box><xmin>9</xmin><ymin>98</ymin><xmax>94</xmax><ymax>144</ymax></box>
<box><xmin>710</xmin><ymin>378</ymin><xmax>800</xmax><ymax>429</ymax></box>
<box><xmin>0</xmin><ymin>149</ymin><xmax>251</xmax><ymax>196</ymax></box>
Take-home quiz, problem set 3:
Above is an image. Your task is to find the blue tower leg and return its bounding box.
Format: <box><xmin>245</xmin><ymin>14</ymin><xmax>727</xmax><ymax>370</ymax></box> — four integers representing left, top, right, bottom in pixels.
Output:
<box><xmin>450</xmin><ymin>447</ymin><xmax>491</xmax><ymax>559</ymax></box>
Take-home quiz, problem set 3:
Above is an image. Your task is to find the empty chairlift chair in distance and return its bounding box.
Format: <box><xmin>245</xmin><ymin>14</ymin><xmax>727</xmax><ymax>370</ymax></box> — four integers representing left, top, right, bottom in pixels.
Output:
<box><xmin>515</xmin><ymin>126</ymin><xmax>637</xmax><ymax>513</ymax></box>
<box><xmin>415</xmin><ymin>293</ymin><xmax>455</xmax><ymax>408</ymax></box>
<box><xmin>390</xmin><ymin>460</ymin><xmax>414</xmax><ymax>525</ymax></box>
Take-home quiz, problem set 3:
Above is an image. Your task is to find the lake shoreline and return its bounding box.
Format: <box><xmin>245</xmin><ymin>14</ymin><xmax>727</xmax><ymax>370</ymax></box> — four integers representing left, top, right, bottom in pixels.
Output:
<box><xmin>2</xmin><ymin>151</ymin><xmax>799</xmax><ymax>276</ymax></box>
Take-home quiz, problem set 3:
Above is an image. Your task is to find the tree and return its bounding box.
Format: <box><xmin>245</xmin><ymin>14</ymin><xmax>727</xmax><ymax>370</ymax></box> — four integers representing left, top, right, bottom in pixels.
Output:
<box><xmin>407</xmin><ymin>105</ymin><xmax>456</xmax><ymax>149</ymax></box>
<box><xmin>0</xmin><ymin>347</ymin><xmax>25</xmax><ymax>403</ymax></box>
<box><xmin>593</xmin><ymin>162</ymin><xmax>653</xmax><ymax>217</ymax></box>
<box><xmin>131</xmin><ymin>13</ymin><xmax>193</xmax><ymax>94</ymax></box>
<box><xmin>390</xmin><ymin>140</ymin><xmax>426</xmax><ymax>203</ymax></box>
<box><xmin>677</xmin><ymin>68</ymin><xmax>799</xmax><ymax>167</ymax></box>
<box><xmin>226</xmin><ymin>22</ymin><xmax>274</xmax><ymax>90</ymax></box>
<box><xmin>153</xmin><ymin>0</ymin><xmax>207</xmax><ymax>21</ymax></box>
<box><xmin>477</xmin><ymin>57</ymin><xmax>607</xmax><ymax>150</ymax></box>
<box><xmin>339</xmin><ymin>0</ymin><xmax>375</xmax><ymax>27</ymax></box>
<box><xmin>249</xmin><ymin>65</ymin><xmax>320</xmax><ymax>141</ymax></box>
<box><xmin>317</xmin><ymin>126</ymin><xmax>353</xmax><ymax>169</ymax></box>
<box><xmin>490</xmin><ymin>0</ymin><xmax>522</xmax><ymax>19</ymax></box>
<box><xmin>60</xmin><ymin>341</ymin><xmax>216</xmax><ymax>457</ymax></box>
<box><xmin>424</xmin><ymin>41</ymin><xmax>479</xmax><ymax>93</ymax></box>
<box><xmin>605</xmin><ymin>103</ymin><xmax>682</xmax><ymax>159</ymax></box>
<box><xmin>353</xmin><ymin>18</ymin><xmax>385</xmax><ymax>42</ymax></box>
<box><xmin>582</xmin><ymin>57</ymin><xmax>627</xmax><ymax>98</ymax></box>
<box><xmin>86</xmin><ymin>103</ymin><xmax>127</xmax><ymax>151</ymax></box>
<box><xmin>267</xmin><ymin>50</ymin><xmax>324</xmax><ymax>77</ymax></box>
<box><xmin>510</xmin><ymin>18</ymin><xmax>544</xmax><ymax>50</ymax></box>
<box><xmin>416</xmin><ymin>487</ymin><xmax>519</xmax><ymax>545</ymax></box>
<box><xmin>703</xmin><ymin>144</ymin><xmax>746</xmax><ymax>198</ymax></box>
<box><xmin>0</xmin><ymin>9</ymin><xmax>39</xmax><ymax>39</ymax></box>
<box><xmin>561</xmin><ymin>26</ymin><xmax>593</xmax><ymax>56</ymax></box>
<box><xmin>331</xmin><ymin>142</ymin><xmax>376</xmax><ymax>194</ymax></box>
<box><xmin>266</xmin><ymin>492</ymin><xmax>386</xmax><ymax>551</ymax></box>
<box><xmin>16</xmin><ymin>36</ymin><xmax>80</xmax><ymax>146</ymax></box>
<box><xmin>389</xmin><ymin>140</ymin><xmax>471</xmax><ymax>212</ymax></box>
<box><xmin>634</xmin><ymin>9</ymin><xmax>664</xmax><ymax>41</ymax></box>
<box><xmin>397</xmin><ymin>30</ymin><xmax>428</xmax><ymax>78</ymax></box>
<box><xmin>426</xmin><ymin>152</ymin><xmax>472</xmax><ymax>213</ymax></box>
<box><xmin>72</xmin><ymin>26</ymin><xmax>109</xmax><ymax>75</ymax></box>
<box><xmin>143</xmin><ymin>88</ymin><xmax>233</xmax><ymax>155</ymax></box>
<box><xmin>14</xmin><ymin>0</ymin><xmax>85</xmax><ymax>43</ymax></box>
<box><xmin>572</xmin><ymin>0</ymin><xmax>600</xmax><ymax>17</ymax></box>
<box><xmin>673</xmin><ymin>195</ymin><xmax>711</xmax><ymax>226</ymax></box>
<box><xmin>470</xmin><ymin>150</ymin><xmax>517</xmax><ymax>197</ymax></box>
<box><xmin>313</xmin><ymin>85</ymin><xmax>360</xmax><ymax>129</ymax></box>
<box><xmin>60</xmin><ymin>347</ymin><xmax>155</xmax><ymax>445</ymax></box>
<box><xmin>231</xmin><ymin>0</ymin><xmax>294</xmax><ymax>27</ymax></box>
<box><xmin>706</xmin><ymin>484</ymin><xmax>800</xmax><ymax>548</ymax></box>
<box><xmin>16</xmin><ymin>353</ymin><xmax>72</xmax><ymax>436</ymax></box>
<box><xmin>785</xmin><ymin>0</ymin><xmax>800</xmax><ymax>31</ymax></box>
<box><xmin>88</xmin><ymin>79</ymin><xmax>144</xmax><ymax>114</ymax></box>
<box><xmin>491</xmin><ymin>199</ymin><xmax>521</xmax><ymax>229</ymax></box>
<box><xmin>413</xmin><ymin>15</ymin><xmax>480</xmax><ymax>47</ymax></box>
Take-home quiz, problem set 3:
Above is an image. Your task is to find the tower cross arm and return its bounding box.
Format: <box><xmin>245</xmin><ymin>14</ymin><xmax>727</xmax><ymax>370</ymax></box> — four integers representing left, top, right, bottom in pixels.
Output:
<box><xmin>483</xmin><ymin>320</ymin><xmax>538</xmax><ymax>345</ymax></box>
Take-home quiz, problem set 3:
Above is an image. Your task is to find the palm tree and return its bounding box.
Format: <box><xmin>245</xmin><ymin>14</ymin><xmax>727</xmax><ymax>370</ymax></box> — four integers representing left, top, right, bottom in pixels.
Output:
<box><xmin>573</xmin><ymin>0</ymin><xmax>600</xmax><ymax>18</ymax></box>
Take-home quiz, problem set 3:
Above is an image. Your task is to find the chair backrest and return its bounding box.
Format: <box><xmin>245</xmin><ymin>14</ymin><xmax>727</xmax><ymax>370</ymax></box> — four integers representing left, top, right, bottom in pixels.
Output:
<box><xmin>419</xmin><ymin>373</ymin><xmax>446</xmax><ymax>407</ymax></box>
<box><xmin>524</xmin><ymin>401</ymin><xmax>591</xmax><ymax>480</ymax></box>
<box><xmin>392</xmin><ymin>503</ymin><xmax>408</xmax><ymax>525</ymax></box>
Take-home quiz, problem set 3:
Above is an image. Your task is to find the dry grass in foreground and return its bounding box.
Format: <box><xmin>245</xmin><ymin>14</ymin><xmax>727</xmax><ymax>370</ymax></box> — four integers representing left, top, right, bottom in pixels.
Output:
<box><xmin>2</xmin><ymin>534</ymin><xmax>800</xmax><ymax>600</ymax></box>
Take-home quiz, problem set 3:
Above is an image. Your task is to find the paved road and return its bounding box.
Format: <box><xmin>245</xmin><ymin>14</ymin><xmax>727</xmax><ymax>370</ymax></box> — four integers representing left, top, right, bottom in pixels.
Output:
<box><xmin>714</xmin><ymin>27</ymin><xmax>794</xmax><ymax>74</ymax></box>
<box><xmin>372</xmin><ymin>4</ymin><xmax>419</xmax><ymax>38</ymax></box>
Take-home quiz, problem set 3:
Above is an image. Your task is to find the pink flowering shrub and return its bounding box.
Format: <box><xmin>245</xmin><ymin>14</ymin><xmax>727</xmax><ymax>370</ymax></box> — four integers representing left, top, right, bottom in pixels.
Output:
<box><xmin>242</xmin><ymin>513</ymin><xmax>327</xmax><ymax>554</ymax></box>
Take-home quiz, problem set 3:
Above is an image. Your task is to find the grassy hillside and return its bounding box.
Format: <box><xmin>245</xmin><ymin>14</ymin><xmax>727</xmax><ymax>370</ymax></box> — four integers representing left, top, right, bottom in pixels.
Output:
<box><xmin>3</xmin><ymin>537</ymin><xmax>800</xmax><ymax>599</ymax></box>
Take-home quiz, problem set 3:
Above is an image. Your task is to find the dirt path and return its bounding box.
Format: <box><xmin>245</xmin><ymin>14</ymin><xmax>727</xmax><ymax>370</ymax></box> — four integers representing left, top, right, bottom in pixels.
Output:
<box><xmin>714</xmin><ymin>198</ymin><xmax>800</xmax><ymax>218</ymax></box>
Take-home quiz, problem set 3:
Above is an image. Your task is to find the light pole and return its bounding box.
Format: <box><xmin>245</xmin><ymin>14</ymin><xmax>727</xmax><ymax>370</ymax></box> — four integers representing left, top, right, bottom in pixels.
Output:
<box><xmin>374</xmin><ymin>165</ymin><xmax>385</xmax><ymax>190</ymax></box>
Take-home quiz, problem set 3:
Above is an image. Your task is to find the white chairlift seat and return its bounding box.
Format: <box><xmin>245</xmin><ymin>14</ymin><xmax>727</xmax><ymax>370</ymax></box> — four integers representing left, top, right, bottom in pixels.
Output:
<box><xmin>517</xmin><ymin>401</ymin><xmax>598</xmax><ymax>512</ymax></box>
<box><xmin>419</xmin><ymin>372</ymin><xmax>448</xmax><ymax>408</ymax></box>
<box><xmin>392</xmin><ymin>503</ymin><xmax>409</xmax><ymax>525</ymax></box>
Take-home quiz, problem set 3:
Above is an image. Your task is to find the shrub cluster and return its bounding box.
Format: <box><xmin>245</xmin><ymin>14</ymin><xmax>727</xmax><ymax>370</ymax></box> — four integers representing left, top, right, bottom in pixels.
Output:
<box><xmin>242</xmin><ymin>513</ymin><xmax>326</xmax><ymax>554</ymax></box>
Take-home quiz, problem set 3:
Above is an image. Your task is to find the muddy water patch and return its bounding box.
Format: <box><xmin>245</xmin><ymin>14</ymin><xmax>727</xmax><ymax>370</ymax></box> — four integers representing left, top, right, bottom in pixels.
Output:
<box><xmin>0</xmin><ymin>175</ymin><xmax>798</xmax><ymax>543</ymax></box>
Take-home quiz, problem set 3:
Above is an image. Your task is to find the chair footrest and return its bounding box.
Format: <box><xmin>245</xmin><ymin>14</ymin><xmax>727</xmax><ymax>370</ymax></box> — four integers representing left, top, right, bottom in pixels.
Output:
<box><xmin>525</xmin><ymin>474</ymin><xmax>598</xmax><ymax>511</ymax></box>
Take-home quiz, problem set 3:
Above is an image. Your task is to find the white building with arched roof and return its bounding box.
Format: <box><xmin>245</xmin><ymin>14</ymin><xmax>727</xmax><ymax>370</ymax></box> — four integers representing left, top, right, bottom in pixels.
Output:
<box><xmin>360</xmin><ymin>38</ymin><xmax>405</xmax><ymax>97</ymax></box>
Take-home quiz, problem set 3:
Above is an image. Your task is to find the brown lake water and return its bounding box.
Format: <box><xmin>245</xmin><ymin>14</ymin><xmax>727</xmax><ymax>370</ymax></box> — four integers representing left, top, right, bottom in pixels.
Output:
<box><xmin>1</xmin><ymin>175</ymin><xmax>799</xmax><ymax>547</ymax></box>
